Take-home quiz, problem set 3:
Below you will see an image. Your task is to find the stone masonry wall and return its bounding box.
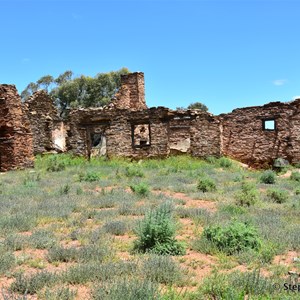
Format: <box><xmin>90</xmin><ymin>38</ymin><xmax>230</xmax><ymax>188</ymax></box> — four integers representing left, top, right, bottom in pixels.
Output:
<box><xmin>0</xmin><ymin>85</ymin><xmax>33</xmax><ymax>172</ymax></box>
<box><xmin>25</xmin><ymin>90</ymin><xmax>63</xmax><ymax>154</ymax></box>
<box><xmin>220</xmin><ymin>101</ymin><xmax>299</xmax><ymax>167</ymax></box>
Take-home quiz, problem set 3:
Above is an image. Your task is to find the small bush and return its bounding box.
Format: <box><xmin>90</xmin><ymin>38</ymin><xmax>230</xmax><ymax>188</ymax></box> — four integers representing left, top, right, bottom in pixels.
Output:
<box><xmin>266</xmin><ymin>188</ymin><xmax>289</xmax><ymax>203</ymax></box>
<box><xmin>290</xmin><ymin>171</ymin><xmax>300</xmax><ymax>182</ymax></box>
<box><xmin>59</xmin><ymin>184</ymin><xmax>71</xmax><ymax>195</ymax></box>
<box><xmin>197</xmin><ymin>177</ymin><xmax>216</xmax><ymax>193</ymax></box>
<box><xmin>125</xmin><ymin>166</ymin><xmax>144</xmax><ymax>178</ymax></box>
<box><xmin>235</xmin><ymin>182</ymin><xmax>259</xmax><ymax>207</ymax></box>
<box><xmin>29</xmin><ymin>230</ymin><xmax>57</xmax><ymax>249</ymax></box>
<box><xmin>219</xmin><ymin>157</ymin><xmax>232</xmax><ymax>168</ymax></box>
<box><xmin>201</xmin><ymin>221</ymin><xmax>261</xmax><ymax>255</ymax></box>
<box><xmin>130</xmin><ymin>182</ymin><xmax>149</xmax><ymax>197</ymax></box>
<box><xmin>45</xmin><ymin>156</ymin><xmax>66</xmax><ymax>172</ymax></box>
<box><xmin>103</xmin><ymin>220</ymin><xmax>127</xmax><ymax>236</ymax></box>
<box><xmin>260</xmin><ymin>170</ymin><xmax>276</xmax><ymax>184</ymax></box>
<box><xmin>133</xmin><ymin>202</ymin><xmax>185</xmax><ymax>255</ymax></box>
<box><xmin>79</xmin><ymin>171</ymin><xmax>100</xmax><ymax>182</ymax></box>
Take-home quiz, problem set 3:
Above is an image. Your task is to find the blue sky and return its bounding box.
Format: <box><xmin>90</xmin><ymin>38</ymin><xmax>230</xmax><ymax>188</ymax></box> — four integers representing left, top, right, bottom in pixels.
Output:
<box><xmin>1</xmin><ymin>0</ymin><xmax>300</xmax><ymax>114</ymax></box>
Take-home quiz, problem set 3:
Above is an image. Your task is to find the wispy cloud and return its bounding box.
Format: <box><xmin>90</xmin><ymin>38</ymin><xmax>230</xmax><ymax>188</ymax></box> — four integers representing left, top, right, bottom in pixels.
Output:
<box><xmin>273</xmin><ymin>79</ymin><xmax>287</xmax><ymax>86</ymax></box>
<box><xmin>293</xmin><ymin>95</ymin><xmax>300</xmax><ymax>100</ymax></box>
<box><xmin>22</xmin><ymin>58</ymin><xmax>30</xmax><ymax>63</ymax></box>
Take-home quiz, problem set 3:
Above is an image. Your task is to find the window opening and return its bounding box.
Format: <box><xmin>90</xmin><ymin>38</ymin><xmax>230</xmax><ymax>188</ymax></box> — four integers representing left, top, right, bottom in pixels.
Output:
<box><xmin>263</xmin><ymin>119</ymin><xmax>276</xmax><ymax>131</ymax></box>
<box><xmin>132</xmin><ymin>124</ymin><xmax>151</xmax><ymax>147</ymax></box>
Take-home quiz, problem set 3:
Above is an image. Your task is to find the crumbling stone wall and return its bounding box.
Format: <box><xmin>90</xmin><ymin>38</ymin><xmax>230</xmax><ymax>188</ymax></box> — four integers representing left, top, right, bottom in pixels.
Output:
<box><xmin>0</xmin><ymin>85</ymin><xmax>33</xmax><ymax>172</ymax></box>
<box><xmin>220</xmin><ymin>101</ymin><xmax>300</xmax><ymax>167</ymax></box>
<box><xmin>25</xmin><ymin>90</ymin><xmax>66</xmax><ymax>154</ymax></box>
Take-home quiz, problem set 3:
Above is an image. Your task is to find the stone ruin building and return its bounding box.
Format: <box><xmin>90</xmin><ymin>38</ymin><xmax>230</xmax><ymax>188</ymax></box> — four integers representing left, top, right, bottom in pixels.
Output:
<box><xmin>1</xmin><ymin>71</ymin><xmax>300</xmax><ymax>171</ymax></box>
<box><xmin>0</xmin><ymin>85</ymin><xmax>33</xmax><ymax>172</ymax></box>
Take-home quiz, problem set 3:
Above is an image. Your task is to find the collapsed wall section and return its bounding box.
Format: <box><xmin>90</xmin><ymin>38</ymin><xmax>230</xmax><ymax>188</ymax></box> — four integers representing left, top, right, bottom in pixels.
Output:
<box><xmin>25</xmin><ymin>90</ymin><xmax>66</xmax><ymax>154</ymax></box>
<box><xmin>0</xmin><ymin>85</ymin><xmax>33</xmax><ymax>172</ymax></box>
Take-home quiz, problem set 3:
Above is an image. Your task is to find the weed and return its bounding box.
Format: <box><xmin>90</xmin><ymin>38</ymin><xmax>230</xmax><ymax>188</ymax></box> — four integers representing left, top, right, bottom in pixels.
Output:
<box><xmin>130</xmin><ymin>182</ymin><xmax>149</xmax><ymax>197</ymax></box>
<box><xmin>266</xmin><ymin>188</ymin><xmax>289</xmax><ymax>203</ymax></box>
<box><xmin>219</xmin><ymin>157</ymin><xmax>233</xmax><ymax>168</ymax></box>
<box><xmin>197</xmin><ymin>176</ymin><xmax>216</xmax><ymax>193</ymax></box>
<box><xmin>235</xmin><ymin>182</ymin><xmax>259</xmax><ymax>206</ymax></box>
<box><xmin>40</xmin><ymin>286</ymin><xmax>77</xmax><ymax>300</ymax></box>
<box><xmin>59</xmin><ymin>184</ymin><xmax>71</xmax><ymax>195</ymax></box>
<box><xmin>260</xmin><ymin>170</ymin><xmax>276</xmax><ymax>184</ymax></box>
<box><xmin>79</xmin><ymin>171</ymin><xmax>101</xmax><ymax>182</ymax></box>
<box><xmin>133</xmin><ymin>202</ymin><xmax>185</xmax><ymax>255</ymax></box>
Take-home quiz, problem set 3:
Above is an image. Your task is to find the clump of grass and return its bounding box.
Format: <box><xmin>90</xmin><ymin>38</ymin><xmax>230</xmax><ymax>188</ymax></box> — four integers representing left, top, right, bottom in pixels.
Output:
<box><xmin>4</xmin><ymin>234</ymin><xmax>29</xmax><ymax>251</ymax></box>
<box><xmin>10</xmin><ymin>271</ymin><xmax>58</xmax><ymax>294</ymax></box>
<box><xmin>143</xmin><ymin>255</ymin><xmax>183</xmax><ymax>284</ymax></box>
<box><xmin>219</xmin><ymin>157</ymin><xmax>232</xmax><ymax>168</ymax></box>
<box><xmin>197</xmin><ymin>176</ymin><xmax>216</xmax><ymax>193</ymax></box>
<box><xmin>29</xmin><ymin>229</ymin><xmax>57</xmax><ymax>249</ymax></box>
<box><xmin>103</xmin><ymin>220</ymin><xmax>128</xmax><ymax>236</ymax></box>
<box><xmin>0</xmin><ymin>249</ymin><xmax>15</xmax><ymax>275</ymax></box>
<box><xmin>266</xmin><ymin>188</ymin><xmax>289</xmax><ymax>203</ymax></box>
<box><xmin>290</xmin><ymin>171</ymin><xmax>300</xmax><ymax>182</ymax></box>
<box><xmin>235</xmin><ymin>182</ymin><xmax>259</xmax><ymax>207</ymax></box>
<box><xmin>39</xmin><ymin>286</ymin><xmax>77</xmax><ymax>300</ymax></box>
<box><xmin>130</xmin><ymin>182</ymin><xmax>149</xmax><ymax>197</ymax></box>
<box><xmin>92</xmin><ymin>278</ymin><xmax>160</xmax><ymax>300</ymax></box>
<box><xmin>260</xmin><ymin>170</ymin><xmax>276</xmax><ymax>184</ymax></box>
<box><xmin>59</xmin><ymin>184</ymin><xmax>71</xmax><ymax>195</ymax></box>
<box><xmin>133</xmin><ymin>202</ymin><xmax>185</xmax><ymax>255</ymax></box>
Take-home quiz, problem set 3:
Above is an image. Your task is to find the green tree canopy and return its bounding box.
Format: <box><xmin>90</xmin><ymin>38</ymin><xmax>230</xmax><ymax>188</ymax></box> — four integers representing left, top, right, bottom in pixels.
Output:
<box><xmin>21</xmin><ymin>67</ymin><xmax>130</xmax><ymax>115</ymax></box>
<box><xmin>187</xmin><ymin>101</ymin><xmax>208</xmax><ymax>112</ymax></box>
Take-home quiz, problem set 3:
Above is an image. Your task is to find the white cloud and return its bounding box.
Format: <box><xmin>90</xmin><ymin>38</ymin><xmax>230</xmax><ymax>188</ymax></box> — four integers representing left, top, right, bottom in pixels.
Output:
<box><xmin>292</xmin><ymin>95</ymin><xmax>300</xmax><ymax>100</ymax></box>
<box><xmin>22</xmin><ymin>58</ymin><xmax>30</xmax><ymax>63</ymax></box>
<box><xmin>273</xmin><ymin>79</ymin><xmax>287</xmax><ymax>86</ymax></box>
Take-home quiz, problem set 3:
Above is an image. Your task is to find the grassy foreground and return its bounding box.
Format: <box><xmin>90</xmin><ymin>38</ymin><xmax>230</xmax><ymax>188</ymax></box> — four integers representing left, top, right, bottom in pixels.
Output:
<box><xmin>0</xmin><ymin>154</ymin><xmax>300</xmax><ymax>299</ymax></box>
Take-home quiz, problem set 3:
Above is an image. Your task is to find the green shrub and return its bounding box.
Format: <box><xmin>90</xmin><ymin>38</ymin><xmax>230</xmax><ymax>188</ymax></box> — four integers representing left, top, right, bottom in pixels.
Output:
<box><xmin>235</xmin><ymin>182</ymin><xmax>259</xmax><ymax>207</ymax></box>
<box><xmin>202</xmin><ymin>221</ymin><xmax>261</xmax><ymax>255</ymax></box>
<box><xmin>266</xmin><ymin>188</ymin><xmax>289</xmax><ymax>203</ymax></box>
<box><xmin>219</xmin><ymin>157</ymin><xmax>232</xmax><ymax>168</ymax></box>
<box><xmin>260</xmin><ymin>170</ymin><xmax>276</xmax><ymax>184</ymax></box>
<box><xmin>45</xmin><ymin>156</ymin><xmax>66</xmax><ymax>172</ymax></box>
<box><xmin>79</xmin><ymin>171</ymin><xmax>100</xmax><ymax>182</ymax></box>
<box><xmin>290</xmin><ymin>171</ymin><xmax>300</xmax><ymax>182</ymax></box>
<box><xmin>133</xmin><ymin>202</ymin><xmax>185</xmax><ymax>255</ymax></box>
<box><xmin>130</xmin><ymin>182</ymin><xmax>149</xmax><ymax>197</ymax></box>
<box><xmin>125</xmin><ymin>166</ymin><xmax>144</xmax><ymax>178</ymax></box>
<box><xmin>197</xmin><ymin>177</ymin><xmax>216</xmax><ymax>193</ymax></box>
<box><xmin>29</xmin><ymin>230</ymin><xmax>57</xmax><ymax>249</ymax></box>
<box><xmin>59</xmin><ymin>184</ymin><xmax>71</xmax><ymax>195</ymax></box>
